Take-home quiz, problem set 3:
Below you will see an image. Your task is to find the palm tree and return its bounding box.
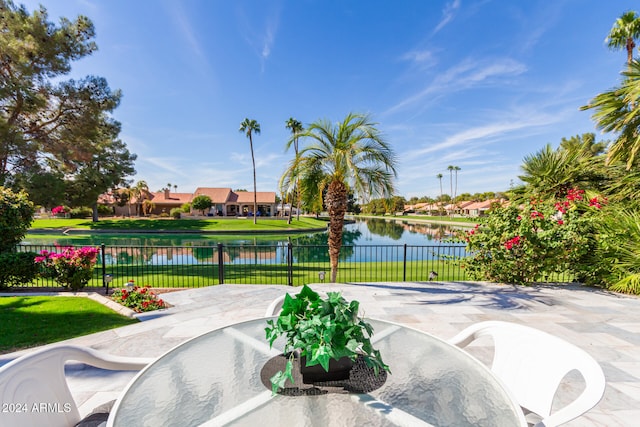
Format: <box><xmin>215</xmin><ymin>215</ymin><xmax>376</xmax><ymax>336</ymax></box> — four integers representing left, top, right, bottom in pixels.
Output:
<box><xmin>285</xmin><ymin>117</ymin><xmax>304</xmax><ymax>224</ymax></box>
<box><xmin>436</xmin><ymin>173</ymin><xmax>444</xmax><ymax>214</ymax></box>
<box><xmin>517</xmin><ymin>144</ymin><xmax>604</xmax><ymax>200</ymax></box>
<box><xmin>559</xmin><ymin>133</ymin><xmax>607</xmax><ymax>156</ymax></box>
<box><xmin>129</xmin><ymin>180</ymin><xmax>148</xmax><ymax>216</ymax></box>
<box><xmin>581</xmin><ymin>60</ymin><xmax>640</xmax><ymax>168</ymax></box>
<box><xmin>606</xmin><ymin>11</ymin><xmax>640</xmax><ymax>65</ymax></box>
<box><xmin>173</xmin><ymin>184</ymin><xmax>177</xmax><ymax>193</ymax></box>
<box><xmin>447</xmin><ymin>165</ymin><xmax>455</xmax><ymax>216</ymax></box>
<box><xmin>453</xmin><ymin>166</ymin><xmax>461</xmax><ymax>204</ymax></box>
<box><xmin>239</xmin><ymin>118</ymin><xmax>261</xmax><ymax>224</ymax></box>
<box><xmin>281</xmin><ymin>113</ymin><xmax>397</xmax><ymax>282</ymax></box>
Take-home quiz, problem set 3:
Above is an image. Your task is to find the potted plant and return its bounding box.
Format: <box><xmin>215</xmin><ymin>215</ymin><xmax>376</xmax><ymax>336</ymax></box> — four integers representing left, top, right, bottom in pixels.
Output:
<box><xmin>265</xmin><ymin>285</ymin><xmax>389</xmax><ymax>394</ymax></box>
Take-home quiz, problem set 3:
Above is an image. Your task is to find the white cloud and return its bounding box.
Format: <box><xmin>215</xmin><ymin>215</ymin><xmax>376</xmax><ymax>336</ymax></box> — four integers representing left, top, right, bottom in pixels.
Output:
<box><xmin>401</xmin><ymin>49</ymin><xmax>436</xmax><ymax>65</ymax></box>
<box><xmin>140</xmin><ymin>157</ymin><xmax>190</xmax><ymax>179</ymax></box>
<box><xmin>167</xmin><ymin>3</ymin><xmax>206</xmax><ymax>62</ymax></box>
<box><xmin>432</xmin><ymin>0</ymin><xmax>461</xmax><ymax>35</ymax></box>
<box><xmin>236</xmin><ymin>3</ymin><xmax>281</xmax><ymax>71</ymax></box>
<box><xmin>386</xmin><ymin>57</ymin><xmax>527</xmax><ymax>115</ymax></box>
<box><xmin>403</xmin><ymin>111</ymin><xmax>559</xmax><ymax>159</ymax></box>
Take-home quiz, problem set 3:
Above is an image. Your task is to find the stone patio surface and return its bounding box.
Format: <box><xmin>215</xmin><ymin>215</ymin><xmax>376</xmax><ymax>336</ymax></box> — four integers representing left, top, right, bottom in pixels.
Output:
<box><xmin>1</xmin><ymin>281</ymin><xmax>639</xmax><ymax>426</ymax></box>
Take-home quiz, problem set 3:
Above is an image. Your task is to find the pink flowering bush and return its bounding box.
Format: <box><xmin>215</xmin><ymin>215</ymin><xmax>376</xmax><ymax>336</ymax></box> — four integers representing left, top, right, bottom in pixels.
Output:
<box><xmin>459</xmin><ymin>188</ymin><xmax>606</xmax><ymax>285</ymax></box>
<box><xmin>51</xmin><ymin>205</ymin><xmax>66</xmax><ymax>216</ymax></box>
<box><xmin>35</xmin><ymin>246</ymin><xmax>99</xmax><ymax>290</ymax></box>
<box><xmin>111</xmin><ymin>284</ymin><xmax>167</xmax><ymax>312</ymax></box>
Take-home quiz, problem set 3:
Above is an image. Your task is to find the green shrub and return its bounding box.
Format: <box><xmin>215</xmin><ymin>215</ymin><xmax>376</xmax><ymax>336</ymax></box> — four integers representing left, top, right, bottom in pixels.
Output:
<box><xmin>170</xmin><ymin>208</ymin><xmax>182</xmax><ymax>219</ymax></box>
<box><xmin>97</xmin><ymin>204</ymin><xmax>113</xmax><ymax>216</ymax></box>
<box><xmin>35</xmin><ymin>247</ymin><xmax>99</xmax><ymax>291</ymax></box>
<box><xmin>460</xmin><ymin>188</ymin><xmax>605</xmax><ymax>285</ymax></box>
<box><xmin>191</xmin><ymin>195</ymin><xmax>212</xmax><ymax>215</ymax></box>
<box><xmin>180</xmin><ymin>202</ymin><xmax>191</xmax><ymax>213</ymax></box>
<box><xmin>0</xmin><ymin>187</ymin><xmax>35</xmax><ymax>253</ymax></box>
<box><xmin>0</xmin><ymin>252</ymin><xmax>39</xmax><ymax>289</ymax></box>
<box><xmin>111</xmin><ymin>285</ymin><xmax>167</xmax><ymax>312</ymax></box>
<box><xmin>69</xmin><ymin>206</ymin><xmax>93</xmax><ymax>218</ymax></box>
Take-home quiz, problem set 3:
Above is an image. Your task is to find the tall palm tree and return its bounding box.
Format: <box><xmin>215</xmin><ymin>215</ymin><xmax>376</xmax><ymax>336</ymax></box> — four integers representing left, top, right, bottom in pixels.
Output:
<box><xmin>281</xmin><ymin>113</ymin><xmax>397</xmax><ymax>282</ymax></box>
<box><xmin>453</xmin><ymin>166</ymin><xmax>461</xmax><ymax>204</ymax></box>
<box><xmin>239</xmin><ymin>118</ymin><xmax>261</xmax><ymax>224</ymax></box>
<box><xmin>447</xmin><ymin>165</ymin><xmax>454</xmax><ymax>199</ymax></box>
<box><xmin>606</xmin><ymin>11</ymin><xmax>640</xmax><ymax>65</ymax></box>
<box><xmin>447</xmin><ymin>165</ymin><xmax>454</xmax><ymax>216</ymax></box>
<box><xmin>436</xmin><ymin>173</ymin><xmax>444</xmax><ymax>214</ymax></box>
<box><xmin>285</xmin><ymin>117</ymin><xmax>303</xmax><ymax>223</ymax></box>
<box><xmin>581</xmin><ymin>60</ymin><xmax>640</xmax><ymax>168</ymax></box>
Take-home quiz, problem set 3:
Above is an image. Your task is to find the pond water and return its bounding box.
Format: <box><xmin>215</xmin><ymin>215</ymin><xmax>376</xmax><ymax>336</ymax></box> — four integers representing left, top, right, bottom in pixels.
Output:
<box><xmin>23</xmin><ymin>218</ymin><xmax>469</xmax><ymax>265</ymax></box>
<box><xmin>22</xmin><ymin>218</ymin><xmax>462</xmax><ymax>248</ymax></box>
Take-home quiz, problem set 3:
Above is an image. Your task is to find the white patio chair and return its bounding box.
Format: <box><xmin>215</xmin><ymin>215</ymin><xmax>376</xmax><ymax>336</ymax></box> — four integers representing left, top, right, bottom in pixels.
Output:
<box><xmin>448</xmin><ymin>321</ymin><xmax>606</xmax><ymax>427</ymax></box>
<box><xmin>0</xmin><ymin>344</ymin><xmax>154</xmax><ymax>427</ymax></box>
<box><xmin>264</xmin><ymin>293</ymin><xmax>292</xmax><ymax>317</ymax></box>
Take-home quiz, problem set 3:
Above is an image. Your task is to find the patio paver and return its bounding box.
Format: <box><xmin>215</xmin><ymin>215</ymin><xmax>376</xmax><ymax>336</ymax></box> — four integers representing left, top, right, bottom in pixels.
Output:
<box><xmin>1</xmin><ymin>281</ymin><xmax>638</xmax><ymax>426</ymax></box>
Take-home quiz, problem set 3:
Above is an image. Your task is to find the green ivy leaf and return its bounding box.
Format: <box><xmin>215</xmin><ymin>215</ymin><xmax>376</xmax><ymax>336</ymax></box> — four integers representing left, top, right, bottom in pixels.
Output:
<box><xmin>270</xmin><ymin>359</ymin><xmax>294</xmax><ymax>395</ymax></box>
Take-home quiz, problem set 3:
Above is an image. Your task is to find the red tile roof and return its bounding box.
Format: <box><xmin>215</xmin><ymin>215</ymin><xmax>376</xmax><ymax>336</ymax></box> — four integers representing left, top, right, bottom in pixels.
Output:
<box><xmin>193</xmin><ymin>188</ymin><xmax>276</xmax><ymax>204</ymax></box>
<box><xmin>149</xmin><ymin>191</ymin><xmax>192</xmax><ymax>205</ymax></box>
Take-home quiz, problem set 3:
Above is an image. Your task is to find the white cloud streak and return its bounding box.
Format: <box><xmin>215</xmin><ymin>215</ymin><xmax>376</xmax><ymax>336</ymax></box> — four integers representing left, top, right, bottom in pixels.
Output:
<box><xmin>432</xmin><ymin>0</ymin><xmax>461</xmax><ymax>35</ymax></box>
<box><xmin>386</xmin><ymin>57</ymin><xmax>527</xmax><ymax>115</ymax></box>
<box><xmin>403</xmin><ymin>111</ymin><xmax>561</xmax><ymax>159</ymax></box>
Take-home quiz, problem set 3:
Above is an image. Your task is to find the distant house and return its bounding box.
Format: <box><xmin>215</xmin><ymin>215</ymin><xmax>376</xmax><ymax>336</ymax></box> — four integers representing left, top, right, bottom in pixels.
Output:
<box><xmin>146</xmin><ymin>189</ymin><xmax>193</xmax><ymax>215</ymax></box>
<box><xmin>461</xmin><ymin>200</ymin><xmax>493</xmax><ymax>217</ymax></box>
<box><xmin>192</xmin><ymin>188</ymin><xmax>277</xmax><ymax>217</ymax></box>
<box><xmin>99</xmin><ymin>187</ymin><xmax>277</xmax><ymax>217</ymax></box>
<box><xmin>403</xmin><ymin>202</ymin><xmax>442</xmax><ymax>215</ymax></box>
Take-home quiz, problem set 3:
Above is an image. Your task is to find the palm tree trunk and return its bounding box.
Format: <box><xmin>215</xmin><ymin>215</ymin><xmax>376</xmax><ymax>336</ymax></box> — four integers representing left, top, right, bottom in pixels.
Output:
<box><xmin>454</xmin><ymin>170</ymin><xmax>459</xmax><ymax>204</ymax></box>
<box><xmin>250</xmin><ymin>135</ymin><xmax>257</xmax><ymax>225</ymax></box>
<box><xmin>325</xmin><ymin>180</ymin><xmax>348</xmax><ymax>282</ymax></box>
<box><xmin>295</xmin><ymin>139</ymin><xmax>301</xmax><ymax>221</ymax></box>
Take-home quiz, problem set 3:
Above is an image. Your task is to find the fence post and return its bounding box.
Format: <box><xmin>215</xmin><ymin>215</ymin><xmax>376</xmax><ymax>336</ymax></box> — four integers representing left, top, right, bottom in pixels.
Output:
<box><xmin>287</xmin><ymin>242</ymin><xmax>293</xmax><ymax>286</ymax></box>
<box><xmin>403</xmin><ymin>244</ymin><xmax>407</xmax><ymax>282</ymax></box>
<box><xmin>101</xmin><ymin>243</ymin><xmax>107</xmax><ymax>294</ymax></box>
<box><xmin>217</xmin><ymin>243</ymin><xmax>224</xmax><ymax>284</ymax></box>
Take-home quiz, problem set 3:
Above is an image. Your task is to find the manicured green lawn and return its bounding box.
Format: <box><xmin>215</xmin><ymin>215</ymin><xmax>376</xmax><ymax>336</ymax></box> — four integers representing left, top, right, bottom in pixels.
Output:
<box><xmin>30</xmin><ymin>217</ymin><xmax>328</xmax><ymax>232</ymax></box>
<box><xmin>0</xmin><ymin>296</ymin><xmax>138</xmax><ymax>354</ymax></box>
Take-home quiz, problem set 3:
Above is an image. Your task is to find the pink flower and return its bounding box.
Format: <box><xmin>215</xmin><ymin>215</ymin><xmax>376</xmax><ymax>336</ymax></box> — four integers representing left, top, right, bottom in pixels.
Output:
<box><xmin>504</xmin><ymin>236</ymin><xmax>522</xmax><ymax>250</ymax></box>
<box><xmin>566</xmin><ymin>188</ymin><xmax>584</xmax><ymax>201</ymax></box>
<box><xmin>52</xmin><ymin>205</ymin><xmax>66</xmax><ymax>214</ymax></box>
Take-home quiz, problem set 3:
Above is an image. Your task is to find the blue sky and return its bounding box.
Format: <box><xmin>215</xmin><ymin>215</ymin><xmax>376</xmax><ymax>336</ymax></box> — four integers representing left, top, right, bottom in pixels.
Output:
<box><xmin>19</xmin><ymin>0</ymin><xmax>639</xmax><ymax>199</ymax></box>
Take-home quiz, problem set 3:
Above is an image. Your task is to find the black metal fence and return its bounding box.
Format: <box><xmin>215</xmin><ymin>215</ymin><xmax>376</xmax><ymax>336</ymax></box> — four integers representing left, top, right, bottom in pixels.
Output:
<box><xmin>16</xmin><ymin>243</ymin><xmax>479</xmax><ymax>289</ymax></box>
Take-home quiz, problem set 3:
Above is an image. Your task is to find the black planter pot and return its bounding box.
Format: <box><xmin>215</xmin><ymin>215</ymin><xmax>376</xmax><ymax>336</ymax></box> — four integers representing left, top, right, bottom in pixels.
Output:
<box><xmin>299</xmin><ymin>355</ymin><xmax>354</xmax><ymax>384</ymax></box>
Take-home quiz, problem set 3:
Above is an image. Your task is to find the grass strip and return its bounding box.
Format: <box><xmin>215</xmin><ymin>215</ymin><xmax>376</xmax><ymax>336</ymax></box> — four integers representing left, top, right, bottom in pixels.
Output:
<box><xmin>0</xmin><ymin>296</ymin><xmax>138</xmax><ymax>354</ymax></box>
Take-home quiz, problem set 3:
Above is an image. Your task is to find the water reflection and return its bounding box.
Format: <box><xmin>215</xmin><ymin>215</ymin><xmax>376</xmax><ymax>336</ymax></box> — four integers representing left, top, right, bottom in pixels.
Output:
<box><xmin>23</xmin><ymin>218</ymin><xmax>464</xmax><ymax>265</ymax></box>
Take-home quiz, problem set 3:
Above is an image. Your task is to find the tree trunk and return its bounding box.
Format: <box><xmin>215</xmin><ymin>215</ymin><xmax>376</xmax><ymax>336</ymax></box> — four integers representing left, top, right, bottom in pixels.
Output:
<box><xmin>250</xmin><ymin>135</ymin><xmax>257</xmax><ymax>225</ymax></box>
<box><xmin>325</xmin><ymin>180</ymin><xmax>348</xmax><ymax>283</ymax></box>
<box><xmin>92</xmin><ymin>202</ymin><xmax>99</xmax><ymax>222</ymax></box>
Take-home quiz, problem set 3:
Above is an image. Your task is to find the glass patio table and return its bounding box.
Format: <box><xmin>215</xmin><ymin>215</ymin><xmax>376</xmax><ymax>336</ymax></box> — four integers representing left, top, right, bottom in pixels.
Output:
<box><xmin>107</xmin><ymin>318</ymin><xmax>526</xmax><ymax>427</ymax></box>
